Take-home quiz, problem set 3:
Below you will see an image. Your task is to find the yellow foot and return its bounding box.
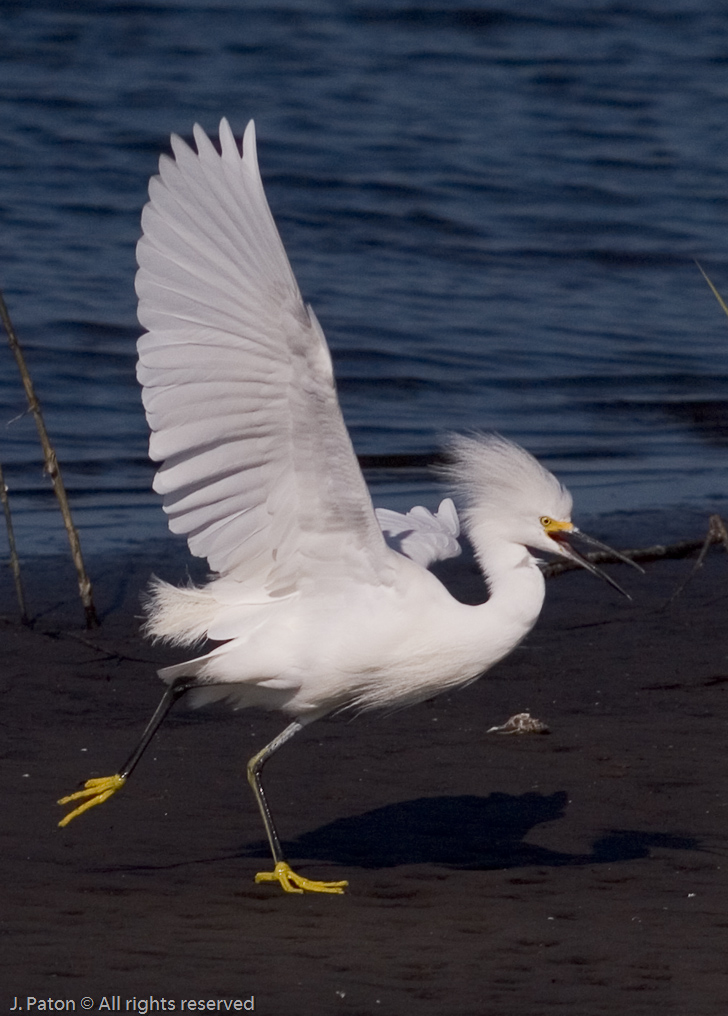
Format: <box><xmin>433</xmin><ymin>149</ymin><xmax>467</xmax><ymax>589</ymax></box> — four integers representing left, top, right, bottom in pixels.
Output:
<box><xmin>255</xmin><ymin>861</ymin><xmax>348</xmax><ymax>894</ymax></box>
<box><xmin>57</xmin><ymin>774</ymin><xmax>126</xmax><ymax>827</ymax></box>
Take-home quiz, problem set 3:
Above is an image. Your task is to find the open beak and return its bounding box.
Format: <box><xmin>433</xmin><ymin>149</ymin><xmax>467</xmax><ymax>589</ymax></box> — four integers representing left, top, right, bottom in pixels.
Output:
<box><xmin>549</xmin><ymin>528</ymin><xmax>643</xmax><ymax>600</ymax></box>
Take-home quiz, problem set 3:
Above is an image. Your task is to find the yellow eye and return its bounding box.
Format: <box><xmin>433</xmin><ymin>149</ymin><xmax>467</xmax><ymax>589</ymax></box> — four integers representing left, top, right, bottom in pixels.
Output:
<box><xmin>540</xmin><ymin>516</ymin><xmax>553</xmax><ymax>528</ymax></box>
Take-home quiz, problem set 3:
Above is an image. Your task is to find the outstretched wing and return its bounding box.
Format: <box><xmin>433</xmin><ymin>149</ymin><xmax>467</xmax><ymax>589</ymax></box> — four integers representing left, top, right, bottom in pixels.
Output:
<box><xmin>136</xmin><ymin>119</ymin><xmax>391</xmax><ymax>591</ymax></box>
<box><xmin>375</xmin><ymin>498</ymin><xmax>462</xmax><ymax>568</ymax></box>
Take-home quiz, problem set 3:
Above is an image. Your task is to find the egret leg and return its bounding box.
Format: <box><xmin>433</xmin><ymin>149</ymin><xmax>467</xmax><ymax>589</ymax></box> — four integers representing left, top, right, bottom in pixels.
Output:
<box><xmin>57</xmin><ymin>678</ymin><xmax>193</xmax><ymax>827</ymax></box>
<box><xmin>248</xmin><ymin>722</ymin><xmax>348</xmax><ymax>894</ymax></box>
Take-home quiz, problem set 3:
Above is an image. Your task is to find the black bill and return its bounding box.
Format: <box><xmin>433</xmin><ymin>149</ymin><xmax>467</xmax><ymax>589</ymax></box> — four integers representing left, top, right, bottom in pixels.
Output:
<box><xmin>551</xmin><ymin>528</ymin><xmax>643</xmax><ymax>600</ymax></box>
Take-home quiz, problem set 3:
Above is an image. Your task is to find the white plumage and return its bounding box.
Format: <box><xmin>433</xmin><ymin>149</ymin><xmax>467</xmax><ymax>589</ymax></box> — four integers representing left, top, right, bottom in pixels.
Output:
<box><xmin>59</xmin><ymin>120</ymin><xmax>638</xmax><ymax>893</ymax></box>
<box><xmin>375</xmin><ymin>497</ymin><xmax>461</xmax><ymax>567</ymax></box>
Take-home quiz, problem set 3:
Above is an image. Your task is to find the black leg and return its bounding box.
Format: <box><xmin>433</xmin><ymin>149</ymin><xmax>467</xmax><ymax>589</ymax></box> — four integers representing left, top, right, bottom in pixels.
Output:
<box><xmin>247</xmin><ymin>721</ymin><xmax>349</xmax><ymax>894</ymax></box>
<box><xmin>57</xmin><ymin>677</ymin><xmax>193</xmax><ymax>826</ymax></box>
<box><xmin>120</xmin><ymin>678</ymin><xmax>193</xmax><ymax>778</ymax></box>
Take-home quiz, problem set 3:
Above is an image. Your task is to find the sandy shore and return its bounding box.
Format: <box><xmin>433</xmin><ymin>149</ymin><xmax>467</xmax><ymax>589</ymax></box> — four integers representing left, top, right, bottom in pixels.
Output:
<box><xmin>1</xmin><ymin>536</ymin><xmax>727</xmax><ymax>1014</ymax></box>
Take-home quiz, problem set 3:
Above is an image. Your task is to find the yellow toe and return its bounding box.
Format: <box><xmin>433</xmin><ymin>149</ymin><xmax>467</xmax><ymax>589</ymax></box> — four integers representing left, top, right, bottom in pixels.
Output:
<box><xmin>57</xmin><ymin>774</ymin><xmax>126</xmax><ymax>827</ymax></box>
<box><xmin>255</xmin><ymin>861</ymin><xmax>348</xmax><ymax>894</ymax></box>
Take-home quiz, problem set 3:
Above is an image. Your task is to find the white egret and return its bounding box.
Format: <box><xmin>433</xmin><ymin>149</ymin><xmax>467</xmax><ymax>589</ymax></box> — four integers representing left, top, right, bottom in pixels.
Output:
<box><xmin>58</xmin><ymin>120</ymin><xmax>640</xmax><ymax>893</ymax></box>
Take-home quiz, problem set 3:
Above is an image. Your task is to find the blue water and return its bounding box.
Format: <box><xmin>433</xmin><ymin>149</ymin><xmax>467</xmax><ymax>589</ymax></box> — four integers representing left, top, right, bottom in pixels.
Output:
<box><xmin>1</xmin><ymin>1</ymin><xmax>728</xmax><ymax>558</ymax></box>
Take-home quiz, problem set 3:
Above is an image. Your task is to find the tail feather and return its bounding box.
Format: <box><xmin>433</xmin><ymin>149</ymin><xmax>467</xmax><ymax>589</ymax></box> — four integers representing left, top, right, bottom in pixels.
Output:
<box><xmin>142</xmin><ymin>576</ymin><xmax>219</xmax><ymax>646</ymax></box>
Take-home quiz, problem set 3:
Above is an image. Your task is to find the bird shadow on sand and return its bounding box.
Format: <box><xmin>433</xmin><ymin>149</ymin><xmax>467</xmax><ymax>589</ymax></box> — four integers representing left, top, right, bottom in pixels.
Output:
<box><xmin>242</xmin><ymin>791</ymin><xmax>700</xmax><ymax>871</ymax></box>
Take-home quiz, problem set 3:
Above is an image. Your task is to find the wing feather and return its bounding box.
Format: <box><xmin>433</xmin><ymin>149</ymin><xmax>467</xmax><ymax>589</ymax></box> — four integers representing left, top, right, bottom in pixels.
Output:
<box><xmin>136</xmin><ymin>119</ymin><xmax>391</xmax><ymax>589</ymax></box>
<box><xmin>375</xmin><ymin>499</ymin><xmax>462</xmax><ymax>568</ymax></box>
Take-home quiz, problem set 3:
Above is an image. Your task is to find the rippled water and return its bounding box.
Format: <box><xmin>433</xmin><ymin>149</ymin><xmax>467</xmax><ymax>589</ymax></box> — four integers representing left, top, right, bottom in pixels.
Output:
<box><xmin>1</xmin><ymin>1</ymin><xmax>728</xmax><ymax>557</ymax></box>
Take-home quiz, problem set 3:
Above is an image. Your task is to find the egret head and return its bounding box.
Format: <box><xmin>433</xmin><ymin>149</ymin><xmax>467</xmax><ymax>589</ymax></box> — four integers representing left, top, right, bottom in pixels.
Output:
<box><xmin>442</xmin><ymin>433</ymin><xmax>639</xmax><ymax>596</ymax></box>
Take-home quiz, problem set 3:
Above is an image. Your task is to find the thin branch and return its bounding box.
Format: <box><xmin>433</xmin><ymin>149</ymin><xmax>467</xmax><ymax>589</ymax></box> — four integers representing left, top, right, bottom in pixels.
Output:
<box><xmin>662</xmin><ymin>514</ymin><xmax>728</xmax><ymax>607</ymax></box>
<box><xmin>0</xmin><ymin>462</ymin><xmax>28</xmax><ymax>623</ymax></box>
<box><xmin>0</xmin><ymin>289</ymin><xmax>99</xmax><ymax>628</ymax></box>
<box><xmin>695</xmin><ymin>260</ymin><xmax>728</xmax><ymax>319</ymax></box>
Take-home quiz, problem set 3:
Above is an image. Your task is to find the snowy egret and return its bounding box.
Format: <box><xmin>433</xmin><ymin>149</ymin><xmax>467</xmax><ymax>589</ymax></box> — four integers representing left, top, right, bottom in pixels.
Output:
<box><xmin>58</xmin><ymin>120</ymin><xmax>640</xmax><ymax>893</ymax></box>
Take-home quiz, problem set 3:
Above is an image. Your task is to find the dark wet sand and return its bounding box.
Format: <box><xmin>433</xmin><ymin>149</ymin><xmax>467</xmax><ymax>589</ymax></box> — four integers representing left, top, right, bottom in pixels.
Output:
<box><xmin>2</xmin><ymin>546</ymin><xmax>728</xmax><ymax>1015</ymax></box>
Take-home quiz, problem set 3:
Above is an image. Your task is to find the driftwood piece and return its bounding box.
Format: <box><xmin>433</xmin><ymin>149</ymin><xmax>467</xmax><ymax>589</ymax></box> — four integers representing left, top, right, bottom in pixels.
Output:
<box><xmin>541</xmin><ymin>525</ymin><xmax>728</xmax><ymax>578</ymax></box>
<box><xmin>542</xmin><ymin>515</ymin><xmax>728</xmax><ymax>607</ymax></box>
<box><xmin>0</xmin><ymin>289</ymin><xmax>99</xmax><ymax>628</ymax></box>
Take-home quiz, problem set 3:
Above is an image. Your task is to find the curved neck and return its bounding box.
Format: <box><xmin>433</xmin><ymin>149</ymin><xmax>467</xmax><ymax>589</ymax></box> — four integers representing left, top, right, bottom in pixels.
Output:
<box><xmin>476</xmin><ymin>539</ymin><xmax>546</xmax><ymax>637</ymax></box>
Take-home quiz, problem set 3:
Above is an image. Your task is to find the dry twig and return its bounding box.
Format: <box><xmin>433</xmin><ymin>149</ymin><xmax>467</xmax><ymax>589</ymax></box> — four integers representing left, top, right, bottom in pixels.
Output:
<box><xmin>662</xmin><ymin>514</ymin><xmax>728</xmax><ymax>606</ymax></box>
<box><xmin>0</xmin><ymin>289</ymin><xmax>99</xmax><ymax>628</ymax></box>
<box><xmin>0</xmin><ymin>462</ymin><xmax>28</xmax><ymax>623</ymax></box>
